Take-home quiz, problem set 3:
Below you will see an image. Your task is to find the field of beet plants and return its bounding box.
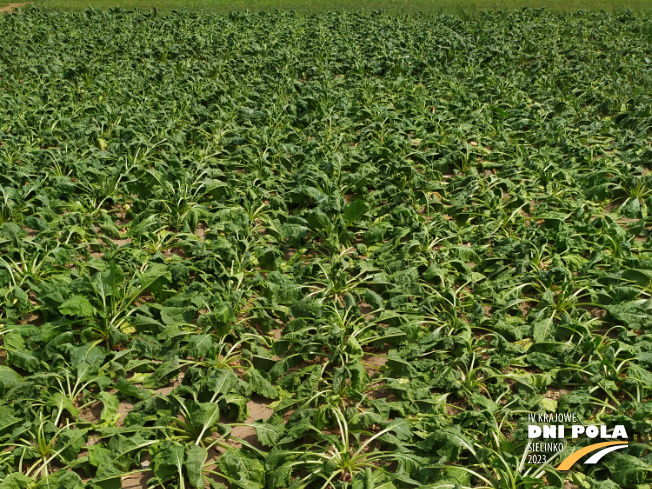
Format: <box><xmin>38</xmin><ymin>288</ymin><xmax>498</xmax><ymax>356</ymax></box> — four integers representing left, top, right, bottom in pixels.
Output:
<box><xmin>0</xmin><ymin>6</ymin><xmax>651</xmax><ymax>489</ymax></box>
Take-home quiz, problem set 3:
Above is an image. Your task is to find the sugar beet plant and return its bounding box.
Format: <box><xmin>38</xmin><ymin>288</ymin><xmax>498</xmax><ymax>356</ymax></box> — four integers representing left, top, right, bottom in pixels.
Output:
<box><xmin>1</xmin><ymin>6</ymin><xmax>652</xmax><ymax>489</ymax></box>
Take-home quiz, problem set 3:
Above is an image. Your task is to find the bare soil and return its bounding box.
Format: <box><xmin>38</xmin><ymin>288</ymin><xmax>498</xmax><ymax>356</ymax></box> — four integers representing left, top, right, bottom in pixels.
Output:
<box><xmin>362</xmin><ymin>353</ymin><xmax>387</xmax><ymax>376</ymax></box>
<box><xmin>122</xmin><ymin>472</ymin><xmax>150</xmax><ymax>489</ymax></box>
<box><xmin>0</xmin><ymin>3</ymin><xmax>30</xmax><ymax>13</ymax></box>
<box><xmin>229</xmin><ymin>394</ymin><xmax>275</xmax><ymax>448</ymax></box>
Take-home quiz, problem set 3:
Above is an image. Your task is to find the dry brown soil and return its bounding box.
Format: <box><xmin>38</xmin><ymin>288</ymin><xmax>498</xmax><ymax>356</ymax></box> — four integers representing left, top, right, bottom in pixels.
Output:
<box><xmin>0</xmin><ymin>2</ymin><xmax>30</xmax><ymax>13</ymax></box>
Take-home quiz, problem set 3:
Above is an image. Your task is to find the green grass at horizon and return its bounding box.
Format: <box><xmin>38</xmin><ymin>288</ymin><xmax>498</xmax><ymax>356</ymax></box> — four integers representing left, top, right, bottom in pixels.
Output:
<box><xmin>3</xmin><ymin>0</ymin><xmax>651</xmax><ymax>14</ymax></box>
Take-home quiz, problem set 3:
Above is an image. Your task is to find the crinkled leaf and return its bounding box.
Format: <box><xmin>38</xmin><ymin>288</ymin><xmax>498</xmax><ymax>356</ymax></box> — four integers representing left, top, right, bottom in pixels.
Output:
<box><xmin>217</xmin><ymin>449</ymin><xmax>265</xmax><ymax>489</ymax></box>
<box><xmin>243</xmin><ymin>369</ymin><xmax>278</xmax><ymax>399</ymax></box>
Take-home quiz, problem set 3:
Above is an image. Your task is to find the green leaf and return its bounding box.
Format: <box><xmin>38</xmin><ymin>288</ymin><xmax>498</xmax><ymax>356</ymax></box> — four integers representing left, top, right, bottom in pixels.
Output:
<box><xmin>267</xmin><ymin>465</ymin><xmax>292</xmax><ymax>488</ymax></box>
<box><xmin>0</xmin><ymin>473</ymin><xmax>34</xmax><ymax>489</ymax></box>
<box><xmin>470</xmin><ymin>393</ymin><xmax>499</xmax><ymax>414</ymax></box>
<box><xmin>603</xmin><ymin>454</ymin><xmax>651</xmax><ymax>486</ymax></box>
<box><xmin>99</xmin><ymin>221</ymin><xmax>122</xmax><ymax>240</ymax></box>
<box><xmin>255</xmin><ymin>246</ymin><xmax>282</xmax><ymax>271</ymax></box>
<box><xmin>205</xmin><ymin>369</ymin><xmax>237</xmax><ymax>399</ymax></box>
<box><xmin>344</xmin><ymin>199</ymin><xmax>368</xmax><ymax>225</ymax></box>
<box><xmin>53</xmin><ymin>428</ymin><xmax>86</xmax><ymax>463</ymax></box>
<box><xmin>59</xmin><ymin>295</ymin><xmax>96</xmax><ymax>317</ymax></box>
<box><xmin>92</xmin><ymin>262</ymin><xmax>125</xmax><ymax>301</ymax></box>
<box><xmin>47</xmin><ymin>392</ymin><xmax>79</xmax><ymax>418</ymax></box>
<box><xmin>137</xmin><ymin>263</ymin><xmax>172</xmax><ymax>299</ymax></box>
<box><xmin>185</xmin><ymin>444</ymin><xmax>207</xmax><ymax>489</ymax></box>
<box><xmin>419</xmin><ymin>426</ymin><xmax>473</xmax><ymax>462</ymax></box>
<box><xmin>42</xmin><ymin>471</ymin><xmax>85</xmax><ymax>489</ymax></box>
<box><xmin>143</xmin><ymin>356</ymin><xmax>180</xmax><ymax>388</ymax></box>
<box><xmin>252</xmin><ymin>422</ymin><xmax>284</xmax><ymax>446</ymax></box>
<box><xmin>186</xmin><ymin>334</ymin><xmax>214</xmax><ymax>359</ymax></box>
<box><xmin>218</xmin><ymin>449</ymin><xmax>265</xmax><ymax>489</ymax></box>
<box><xmin>363</xmin><ymin>288</ymin><xmax>384</xmax><ymax>311</ymax></box>
<box><xmin>243</xmin><ymin>369</ymin><xmax>278</xmax><ymax>399</ymax></box>
<box><xmin>152</xmin><ymin>443</ymin><xmax>185</xmax><ymax>481</ymax></box>
<box><xmin>387</xmin><ymin>417</ymin><xmax>412</xmax><ymax>441</ymax></box>
<box><xmin>223</xmin><ymin>394</ymin><xmax>248</xmax><ymax>422</ymax></box>
<box><xmin>344</xmin><ymin>336</ymin><xmax>363</xmax><ymax>358</ymax></box>
<box><xmin>70</xmin><ymin>343</ymin><xmax>106</xmax><ymax>370</ymax></box>
<box><xmin>606</xmin><ymin>299</ymin><xmax>652</xmax><ymax>331</ymax></box>
<box><xmin>187</xmin><ymin>400</ymin><xmax>220</xmax><ymax>431</ymax></box>
<box><xmin>532</xmin><ymin>316</ymin><xmax>555</xmax><ymax>343</ymax></box>
<box><xmin>98</xmin><ymin>391</ymin><xmax>120</xmax><ymax>426</ymax></box>
<box><xmin>9</xmin><ymin>349</ymin><xmax>41</xmax><ymax>373</ymax></box>
<box><xmin>160</xmin><ymin>306</ymin><xmax>195</xmax><ymax>326</ymax></box>
<box><xmin>0</xmin><ymin>407</ymin><xmax>20</xmax><ymax>435</ymax></box>
<box><xmin>541</xmin><ymin>398</ymin><xmax>557</xmax><ymax>412</ymax></box>
<box><xmin>526</xmin><ymin>352</ymin><xmax>559</xmax><ymax>370</ymax></box>
<box><xmin>114</xmin><ymin>377</ymin><xmax>151</xmax><ymax>400</ymax></box>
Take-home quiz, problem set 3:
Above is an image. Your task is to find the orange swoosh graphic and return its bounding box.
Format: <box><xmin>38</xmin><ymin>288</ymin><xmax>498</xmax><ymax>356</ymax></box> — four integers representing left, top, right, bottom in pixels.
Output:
<box><xmin>556</xmin><ymin>441</ymin><xmax>628</xmax><ymax>470</ymax></box>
